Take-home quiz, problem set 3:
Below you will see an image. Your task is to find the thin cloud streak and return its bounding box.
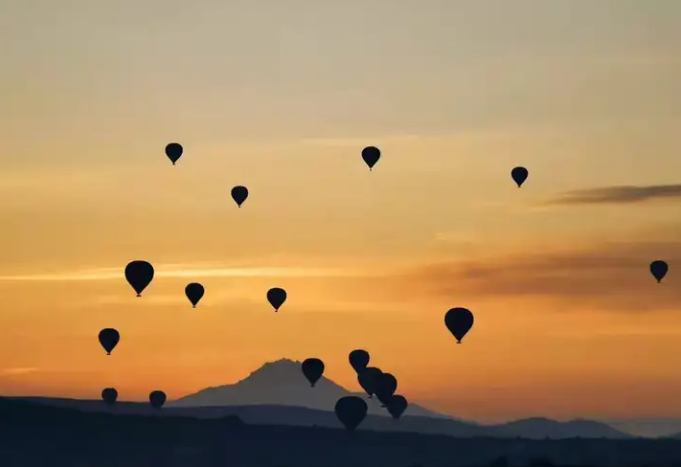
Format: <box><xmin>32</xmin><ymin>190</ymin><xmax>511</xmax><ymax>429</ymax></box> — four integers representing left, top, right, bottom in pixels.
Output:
<box><xmin>94</xmin><ymin>294</ymin><xmax>187</xmax><ymax>306</ymax></box>
<box><xmin>1</xmin><ymin>368</ymin><xmax>39</xmax><ymax>376</ymax></box>
<box><xmin>405</xmin><ymin>238</ymin><xmax>681</xmax><ymax>312</ymax></box>
<box><xmin>546</xmin><ymin>184</ymin><xmax>681</xmax><ymax>205</ymax></box>
<box><xmin>300</xmin><ymin>135</ymin><xmax>426</xmax><ymax>148</ymax></box>
<box><xmin>0</xmin><ymin>264</ymin><xmax>365</xmax><ymax>282</ymax></box>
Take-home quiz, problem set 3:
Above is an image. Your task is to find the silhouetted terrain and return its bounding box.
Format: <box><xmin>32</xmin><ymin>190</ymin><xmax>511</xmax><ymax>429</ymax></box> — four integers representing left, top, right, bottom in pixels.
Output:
<box><xmin>2</xmin><ymin>398</ymin><xmax>681</xmax><ymax>467</ymax></box>
<box><xmin>6</xmin><ymin>395</ymin><xmax>630</xmax><ymax>440</ymax></box>
<box><xmin>171</xmin><ymin>359</ymin><xmax>452</xmax><ymax>419</ymax></box>
<box><xmin>7</xmin><ymin>359</ymin><xmax>631</xmax><ymax>440</ymax></box>
<box><xmin>606</xmin><ymin>419</ymin><xmax>681</xmax><ymax>438</ymax></box>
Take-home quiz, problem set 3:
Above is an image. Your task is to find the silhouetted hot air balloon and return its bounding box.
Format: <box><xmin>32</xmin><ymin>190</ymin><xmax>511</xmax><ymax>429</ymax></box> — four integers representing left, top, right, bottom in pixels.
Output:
<box><xmin>98</xmin><ymin>328</ymin><xmax>120</xmax><ymax>355</ymax></box>
<box><xmin>149</xmin><ymin>390</ymin><xmax>166</xmax><ymax>409</ymax></box>
<box><xmin>349</xmin><ymin>349</ymin><xmax>370</xmax><ymax>373</ymax></box>
<box><xmin>361</xmin><ymin>146</ymin><xmax>381</xmax><ymax>171</ymax></box>
<box><xmin>650</xmin><ymin>260</ymin><xmax>668</xmax><ymax>283</ymax></box>
<box><xmin>125</xmin><ymin>260</ymin><xmax>154</xmax><ymax>297</ymax></box>
<box><xmin>445</xmin><ymin>307</ymin><xmax>474</xmax><ymax>344</ymax></box>
<box><xmin>267</xmin><ymin>287</ymin><xmax>287</xmax><ymax>312</ymax></box>
<box><xmin>301</xmin><ymin>358</ymin><xmax>325</xmax><ymax>387</ymax></box>
<box><xmin>185</xmin><ymin>283</ymin><xmax>205</xmax><ymax>308</ymax></box>
<box><xmin>165</xmin><ymin>143</ymin><xmax>183</xmax><ymax>165</ymax></box>
<box><xmin>375</xmin><ymin>373</ymin><xmax>398</xmax><ymax>406</ymax></box>
<box><xmin>357</xmin><ymin>367</ymin><xmax>383</xmax><ymax>398</ymax></box>
<box><xmin>511</xmin><ymin>166</ymin><xmax>528</xmax><ymax>187</ymax></box>
<box><xmin>386</xmin><ymin>395</ymin><xmax>408</xmax><ymax>419</ymax></box>
<box><xmin>231</xmin><ymin>186</ymin><xmax>249</xmax><ymax>208</ymax></box>
<box><xmin>101</xmin><ymin>388</ymin><xmax>118</xmax><ymax>406</ymax></box>
<box><xmin>335</xmin><ymin>396</ymin><xmax>368</xmax><ymax>432</ymax></box>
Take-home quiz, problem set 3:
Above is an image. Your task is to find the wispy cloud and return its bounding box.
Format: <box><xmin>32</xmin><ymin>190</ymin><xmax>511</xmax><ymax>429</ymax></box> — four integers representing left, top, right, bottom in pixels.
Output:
<box><xmin>0</xmin><ymin>367</ymin><xmax>39</xmax><ymax>376</ymax></box>
<box><xmin>546</xmin><ymin>184</ymin><xmax>681</xmax><ymax>205</ymax></box>
<box><xmin>93</xmin><ymin>294</ymin><xmax>187</xmax><ymax>306</ymax></box>
<box><xmin>405</xmin><ymin>238</ymin><xmax>681</xmax><ymax>312</ymax></box>
<box><xmin>0</xmin><ymin>264</ymin><xmax>363</xmax><ymax>282</ymax></box>
<box><xmin>300</xmin><ymin>135</ymin><xmax>426</xmax><ymax>148</ymax></box>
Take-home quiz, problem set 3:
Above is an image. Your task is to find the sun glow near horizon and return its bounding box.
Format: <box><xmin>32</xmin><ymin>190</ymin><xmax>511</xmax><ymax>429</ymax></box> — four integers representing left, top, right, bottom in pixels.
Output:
<box><xmin>2</xmin><ymin>0</ymin><xmax>681</xmax><ymax>422</ymax></box>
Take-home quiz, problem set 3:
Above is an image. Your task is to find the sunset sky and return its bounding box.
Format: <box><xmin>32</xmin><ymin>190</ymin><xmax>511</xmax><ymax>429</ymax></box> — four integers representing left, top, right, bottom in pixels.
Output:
<box><xmin>2</xmin><ymin>0</ymin><xmax>681</xmax><ymax>423</ymax></box>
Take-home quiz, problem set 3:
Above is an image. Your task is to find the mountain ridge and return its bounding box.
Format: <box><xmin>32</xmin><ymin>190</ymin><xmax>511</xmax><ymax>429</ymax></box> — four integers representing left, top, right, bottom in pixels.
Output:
<box><xmin>0</xmin><ymin>397</ymin><xmax>670</xmax><ymax>467</ymax></box>
<box><xmin>170</xmin><ymin>358</ymin><xmax>454</xmax><ymax>420</ymax></box>
<box><xmin>4</xmin><ymin>395</ymin><xmax>631</xmax><ymax>440</ymax></box>
<box><xmin>167</xmin><ymin>358</ymin><xmax>631</xmax><ymax>439</ymax></box>
<box><xmin>2</xmin><ymin>359</ymin><xmax>632</xmax><ymax>440</ymax></box>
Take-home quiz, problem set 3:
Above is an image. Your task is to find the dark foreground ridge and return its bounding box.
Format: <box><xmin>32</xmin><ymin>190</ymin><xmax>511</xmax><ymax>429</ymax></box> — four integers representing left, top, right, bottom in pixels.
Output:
<box><xmin>10</xmin><ymin>359</ymin><xmax>632</xmax><ymax>440</ymax></box>
<box><xmin>3</xmin><ymin>398</ymin><xmax>681</xmax><ymax>467</ymax></box>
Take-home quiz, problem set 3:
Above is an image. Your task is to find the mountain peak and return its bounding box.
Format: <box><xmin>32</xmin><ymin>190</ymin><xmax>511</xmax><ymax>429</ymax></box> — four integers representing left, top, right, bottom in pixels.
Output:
<box><xmin>171</xmin><ymin>358</ymin><xmax>450</xmax><ymax>420</ymax></box>
<box><xmin>238</xmin><ymin>359</ymin><xmax>305</xmax><ymax>385</ymax></box>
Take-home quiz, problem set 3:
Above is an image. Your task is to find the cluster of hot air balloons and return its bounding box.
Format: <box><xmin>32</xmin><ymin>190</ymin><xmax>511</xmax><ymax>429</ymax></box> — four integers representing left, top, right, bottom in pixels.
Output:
<box><xmin>121</xmin><ymin>259</ymin><xmax>206</xmax><ymax>307</ymax></box>
<box><xmin>101</xmin><ymin>387</ymin><xmax>167</xmax><ymax>410</ymax></box>
<box><xmin>299</xmin><ymin>350</ymin><xmax>410</xmax><ymax>432</ymax></box>
<box><xmin>98</xmin><ymin>260</ymin><xmax>290</xmax><ymax>410</ymax></box>
<box><xmin>165</xmin><ymin>144</ymin><xmax>251</xmax><ymax>207</ymax></box>
<box><xmin>92</xmin><ymin>142</ymin><xmax>670</xmax><ymax>425</ymax></box>
<box><xmin>99</xmin><ymin>262</ymin><xmax>289</xmax><ymax>354</ymax></box>
<box><xmin>117</xmin><ymin>260</ymin><xmax>288</xmax><ymax>311</ymax></box>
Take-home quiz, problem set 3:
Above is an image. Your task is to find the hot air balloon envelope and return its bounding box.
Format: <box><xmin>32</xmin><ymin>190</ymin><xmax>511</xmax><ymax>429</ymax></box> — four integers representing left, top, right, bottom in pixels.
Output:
<box><xmin>386</xmin><ymin>395</ymin><xmax>408</xmax><ymax>419</ymax></box>
<box><xmin>98</xmin><ymin>328</ymin><xmax>120</xmax><ymax>355</ymax></box>
<box><xmin>650</xmin><ymin>260</ymin><xmax>669</xmax><ymax>283</ymax></box>
<box><xmin>445</xmin><ymin>307</ymin><xmax>474</xmax><ymax>343</ymax></box>
<box><xmin>231</xmin><ymin>186</ymin><xmax>249</xmax><ymax>207</ymax></box>
<box><xmin>301</xmin><ymin>358</ymin><xmax>325</xmax><ymax>387</ymax></box>
<box><xmin>361</xmin><ymin>146</ymin><xmax>381</xmax><ymax>170</ymax></box>
<box><xmin>185</xmin><ymin>283</ymin><xmax>205</xmax><ymax>307</ymax></box>
<box><xmin>357</xmin><ymin>367</ymin><xmax>383</xmax><ymax>397</ymax></box>
<box><xmin>349</xmin><ymin>349</ymin><xmax>370</xmax><ymax>373</ymax></box>
<box><xmin>149</xmin><ymin>390</ymin><xmax>166</xmax><ymax>409</ymax></box>
<box><xmin>375</xmin><ymin>373</ymin><xmax>398</xmax><ymax>406</ymax></box>
<box><xmin>165</xmin><ymin>143</ymin><xmax>183</xmax><ymax>165</ymax></box>
<box><xmin>511</xmin><ymin>166</ymin><xmax>529</xmax><ymax>187</ymax></box>
<box><xmin>335</xmin><ymin>396</ymin><xmax>368</xmax><ymax>432</ymax></box>
<box><xmin>267</xmin><ymin>287</ymin><xmax>287</xmax><ymax>311</ymax></box>
<box><xmin>101</xmin><ymin>388</ymin><xmax>118</xmax><ymax>406</ymax></box>
<box><xmin>125</xmin><ymin>261</ymin><xmax>154</xmax><ymax>297</ymax></box>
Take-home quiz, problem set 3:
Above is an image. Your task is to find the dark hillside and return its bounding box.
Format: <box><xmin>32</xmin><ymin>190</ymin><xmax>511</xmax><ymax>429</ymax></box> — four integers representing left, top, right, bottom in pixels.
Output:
<box><xmin>1</xmin><ymin>398</ymin><xmax>681</xmax><ymax>467</ymax></box>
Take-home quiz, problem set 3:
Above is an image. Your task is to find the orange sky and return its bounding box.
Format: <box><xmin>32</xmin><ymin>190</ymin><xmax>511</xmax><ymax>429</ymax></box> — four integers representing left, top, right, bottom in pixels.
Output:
<box><xmin>1</xmin><ymin>1</ymin><xmax>681</xmax><ymax>422</ymax></box>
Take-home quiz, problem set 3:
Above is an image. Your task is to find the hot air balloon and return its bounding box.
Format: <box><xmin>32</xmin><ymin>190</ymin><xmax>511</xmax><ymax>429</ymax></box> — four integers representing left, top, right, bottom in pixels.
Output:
<box><xmin>650</xmin><ymin>260</ymin><xmax>668</xmax><ymax>283</ymax></box>
<box><xmin>231</xmin><ymin>186</ymin><xmax>249</xmax><ymax>208</ymax></box>
<box><xmin>149</xmin><ymin>390</ymin><xmax>166</xmax><ymax>409</ymax></box>
<box><xmin>445</xmin><ymin>307</ymin><xmax>474</xmax><ymax>344</ymax></box>
<box><xmin>101</xmin><ymin>388</ymin><xmax>118</xmax><ymax>406</ymax></box>
<box><xmin>386</xmin><ymin>395</ymin><xmax>408</xmax><ymax>419</ymax></box>
<box><xmin>349</xmin><ymin>349</ymin><xmax>370</xmax><ymax>373</ymax></box>
<box><xmin>511</xmin><ymin>166</ymin><xmax>528</xmax><ymax>187</ymax></box>
<box><xmin>125</xmin><ymin>260</ymin><xmax>154</xmax><ymax>297</ymax></box>
<box><xmin>267</xmin><ymin>287</ymin><xmax>287</xmax><ymax>312</ymax></box>
<box><xmin>361</xmin><ymin>146</ymin><xmax>381</xmax><ymax>171</ymax></box>
<box><xmin>165</xmin><ymin>143</ymin><xmax>183</xmax><ymax>165</ymax></box>
<box><xmin>334</xmin><ymin>396</ymin><xmax>368</xmax><ymax>432</ymax></box>
<box><xmin>357</xmin><ymin>367</ymin><xmax>383</xmax><ymax>398</ymax></box>
<box><xmin>185</xmin><ymin>283</ymin><xmax>205</xmax><ymax>308</ymax></box>
<box><xmin>375</xmin><ymin>373</ymin><xmax>398</xmax><ymax>406</ymax></box>
<box><xmin>301</xmin><ymin>358</ymin><xmax>325</xmax><ymax>387</ymax></box>
<box><xmin>98</xmin><ymin>328</ymin><xmax>120</xmax><ymax>355</ymax></box>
